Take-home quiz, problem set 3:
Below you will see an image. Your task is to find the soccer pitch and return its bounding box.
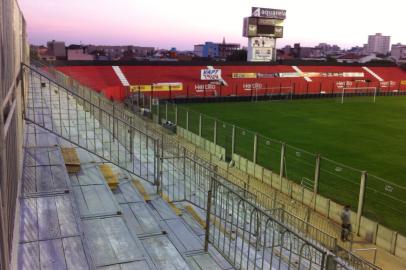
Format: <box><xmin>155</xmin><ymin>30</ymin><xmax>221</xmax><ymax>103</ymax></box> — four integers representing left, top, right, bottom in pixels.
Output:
<box><xmin>170</xmin><ymin>96</ymin><xmax>406</xmax><ymax>234</ymax></box>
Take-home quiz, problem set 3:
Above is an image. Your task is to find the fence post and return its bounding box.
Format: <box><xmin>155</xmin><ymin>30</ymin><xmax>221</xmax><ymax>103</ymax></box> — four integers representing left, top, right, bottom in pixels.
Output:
<box><xmin>175</xmin><ymin>105</ymin><xmax>178</xmax><ymax>125</ymax></box>
<box><xmin>186</xmin><ymin>110</ymin><xmax>189</xmax><ymax>131</ymax></box>
<box><xmin>204</xmin><ymin>178</ymin><xmax>214</xmax><ymax>251</ymax></box>
<box><xmin>313</xmin><ymin>154</ymin><xmax>321</xmax><ymax>209</ymax></box>
<box><xmin>356</xmin><ymin>171</ymin><xmax>367</xmax><ymax>235</ymax></box>
<box><xmin>213</xmin><ymin>120</ymin><xmax>217</xmax><ymax>145</ymax></box>
<box><xmin>157</xmin><ymin>100</ymin><xmax>160</xmax><ymax>124</ymax></box>
<box><xmin>253</xmin><ymin>133</ymin><xmax>258</xmax><ymax>165</ymax></box>
<box><xmin>112</xmin><ymin>104</ymin><xmax>116</xmax><ymax>140</ymax></box>
<box><xmin>199</xmin><ymin>113</ymin><xmax>202</xmax><ymax>136</ymax></box>
<box><xmin>165</xmin><ymin>102</ymin><xmax>168</xmax><ymax>120</ymax></box>
<box><xmin>231</xmin><ymin>125</ymin><xmax>236</xmax><ymax>156</ymax></box>
<box><xmin>279</xmin><ymin>143</ymin><xmax>286</xmax><ymax>183</ymax></box>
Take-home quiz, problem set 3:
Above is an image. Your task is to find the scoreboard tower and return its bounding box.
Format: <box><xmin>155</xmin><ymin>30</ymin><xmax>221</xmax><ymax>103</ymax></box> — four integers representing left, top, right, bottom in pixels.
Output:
<box><xmin>243</xmin><ymin>7</ymin><xmax>286</xmax><ymax>62</ymax></box>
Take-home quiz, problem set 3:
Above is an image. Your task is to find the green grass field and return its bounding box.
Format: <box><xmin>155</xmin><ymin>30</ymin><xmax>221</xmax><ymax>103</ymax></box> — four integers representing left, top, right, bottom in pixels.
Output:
<box><xmin>162</xmin><ymin>96</ymin><xmax>406</xmax><ymax>234</ymax></box>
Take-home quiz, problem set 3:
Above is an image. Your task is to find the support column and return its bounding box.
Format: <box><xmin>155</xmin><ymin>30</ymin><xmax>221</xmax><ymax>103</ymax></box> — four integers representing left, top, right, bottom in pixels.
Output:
<box><xmin>313</xmin><ymin>154</ymin><xmax>321</xmax><ymax>209</ymax></box>
<box><xmin>356</xmin><ymin>171</ymin><xmax>367</xmax><ymax>235</ymax></box>
<box><xmin>279</xmin><ymin>143</ymin><xmax>286</xmax><ymax>183</ymax></box>
<box><xmin>253</xmin><ymin>133</ymin><xmax>258</xmax><ymax>165</ymax></box>
<box><xmin>165</xmin><ymin>102</ymin><xmax>168</xmax><ymax>121</ymax></box>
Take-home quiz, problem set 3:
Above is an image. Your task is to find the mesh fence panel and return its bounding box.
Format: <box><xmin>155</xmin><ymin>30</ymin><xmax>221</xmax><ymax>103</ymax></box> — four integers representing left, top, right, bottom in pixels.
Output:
<box><xmin>319</xmin><ymin>158</ymin><xmax>361</xmax><ymax>209</ymax></box>
<box><xmin>166</xmin><ymin>102</ymin><xmax>176</xmax><ymax>123</ymax></box>
<box><xmin>256</xmin><ymin>135</ymin><xmax>282</xmax><ymax>173</ymax></box>
<box><xmin>234</xmin><ymin>126</ymin><xmax>254</xmax><ymax>160</ymax></box>
<box><xmin>284</xmin><ymin>145</ymin><xmax>317</xmax><ymax>186</ymax></box>
<box><xmin>364</xmin><ymin>174</ymin><xmax>406</xmax><ymax>234</ymax></box>
<box><xmin>201</xmin><ymin>114</ymin><xmax>215</xmax><ymax>142</ymax></box>
<box><xmin>188</xmin><ymin>109</ymin><xmax>200</xmax><ymax>135</ymax></box>
<box><xmin>177</xmin><ymin>106</ymin><xmax>188</xmax><ymax>129</ymax></box>
<box><xmin>216</xmin><ymin>120</ymin><xmax>233</xmax><ymax>157</ymax></box>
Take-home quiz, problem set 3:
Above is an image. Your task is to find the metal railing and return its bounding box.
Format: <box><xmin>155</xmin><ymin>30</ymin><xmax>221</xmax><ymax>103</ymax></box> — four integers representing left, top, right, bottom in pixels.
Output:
<box><xmin>30</xmin><ymin>61</ymin><xmax>383</xmax><ymax>270</ymax></box>
<box><xmin>23</xmin><ymin>64</ymin><xmax>158</xmax><ymax>185</ymax></box>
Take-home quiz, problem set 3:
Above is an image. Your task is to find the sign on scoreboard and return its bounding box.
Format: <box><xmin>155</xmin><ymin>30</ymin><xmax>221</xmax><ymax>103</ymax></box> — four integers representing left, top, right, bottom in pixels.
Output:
<box><xmin>252</xmin><ymin>7</ymin><xmax>286</xmax><ymax>19</ymax></box>
<box><xmin>201</xmin><ymin>69</ymin><xmax>222</xmax><ymax>80</ymax></box>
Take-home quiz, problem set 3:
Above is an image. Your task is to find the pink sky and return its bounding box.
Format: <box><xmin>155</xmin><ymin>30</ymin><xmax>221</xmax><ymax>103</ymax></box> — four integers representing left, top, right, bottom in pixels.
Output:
<box><xmin>18</xmin><ymin>0</ymin><xmax>406</xmax><ymax>50</ymax></box>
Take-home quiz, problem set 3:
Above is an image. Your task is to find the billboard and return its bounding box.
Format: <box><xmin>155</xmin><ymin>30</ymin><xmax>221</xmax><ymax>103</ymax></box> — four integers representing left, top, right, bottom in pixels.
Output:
<box><xmin>201</xmin><ymin>69</ymin><xmax>222</xmax><ymax>80</ymax></box>
<box><xmin>252</xmin><ymin>7</ymin><xmax>286</xmax><ymax>19</ymax></box>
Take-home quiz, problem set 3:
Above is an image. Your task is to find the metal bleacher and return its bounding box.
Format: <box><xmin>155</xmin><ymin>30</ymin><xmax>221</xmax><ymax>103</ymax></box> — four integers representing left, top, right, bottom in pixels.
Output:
<box><xmin>16</xmin><ymin>63</ymin><xmax>380</xmax><ymax>269</ymax></box>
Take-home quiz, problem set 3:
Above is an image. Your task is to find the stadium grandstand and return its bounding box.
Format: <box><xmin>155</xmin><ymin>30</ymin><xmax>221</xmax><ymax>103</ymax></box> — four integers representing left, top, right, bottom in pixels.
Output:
<box><xmin>52</xmin><ymin>64</ymin><xmax>406</xmax><ymax>101</ymax></box>
<box><xmin>1</xmin><ymin>0</ymin><xmax>406</xmax><ymax>270</ymax></box>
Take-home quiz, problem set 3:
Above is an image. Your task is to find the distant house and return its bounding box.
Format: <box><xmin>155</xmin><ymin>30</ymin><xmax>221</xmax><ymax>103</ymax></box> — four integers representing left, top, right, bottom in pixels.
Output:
<box><xmin>67</xmin><ymin>45</ymin><xmax>94</xmax><ymax>61</ymax></box>
<box><xmin>194</xmin><ymin>39</ymin><xmax>240</xmax><ymax>59</ymax></box>
<box><xmin>47</xmin><ymin>40</ymin><xmax>66</xmax><ymax>60</ymax></box>
<box><xmin>336</xmin><ymin>53</ymin><xmax>379</xmax><ymax>64</ymax></box>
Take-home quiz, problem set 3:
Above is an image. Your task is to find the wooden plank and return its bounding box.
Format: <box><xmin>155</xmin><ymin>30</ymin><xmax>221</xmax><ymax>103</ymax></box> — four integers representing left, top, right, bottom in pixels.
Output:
<box><xmin>62</xmin><ymin>236</ymin><xmax>89</xmax><ymax>270</ymax></box>
<box><xmin>51</xmin><ymin>165</ymin><xmax>69</xmax><ymax>190</ymax></box>
<box><xmin>55</xmin><ymin>195</ymin><xmax>78</xmax><ymax>237</ymax></box>
<box><xmin>102</xmin><ymin>217</ymin><xmax>144</xmax><ymax>262</ymax></box>
<box><xmin>118</xmin><ymin>182</ymin><xmax>143</xmax><ymax>203</ymax></box>
<box><xmin>150</xmin><ymin>198</ymin><xmax>178</xmax><ymax>220</ymax></box>
<box><xmin>76</xmin><ymin>164</ymin><xmax>104</xmax><ymax>185</ymax></box>
<box><xmin>165</xmin><ymin>219</ymin><xmax>203</xmax><ymax>252</ymax></box>
<box><xmin>19</xmin><ymin>198</ymin><xmax>38</xmax><ymax>242</ymax></box>
<box><xmin>186</xmin><ymin>253</ymin><xmax>223</xmax><ymax>270</ymax></box>
<box><xmin>61</xmin><ymin>147</ymin><xmax>81</xmax><ymax>173</ymax></box>
<box><xmin>39</xmin><ymin>239</ymin><xmax>68</xmax><ymax>270</ymax></box>
<box><xmin>120</xmin><ymin>260</ymin><xmax>152</xmax><ymax>270</ymax></box>
<box><xmin>132</xmin><ymin>179</ymin><xmax>151</xmax><ymax>202</ymax></box>
<box><xmin>142</xmin><ymin>236</ymin><xmax>189</xmax><ymax>270</ymax></box>
<box><xmin>37</xmin><ymin>197</ymin><xmax>60</xmax><ymax>240</ymax></box>
<box><xmin>128</xmin><ymin>202</ymin><xmax>161</xmax><ymax>236</ymax></box>
<box><xmin>83</xmin><ymin>219</ymin><xmax>117</xmax><ymax>266</ymax></box>
<box><xmin>36</xmin><ymin>166</ymin><xmax>53</xmax><ymax>192</ymax></box>
<box><xmin>18</xmin><ymin>242</ymin><xmax>40</xmax><ymax>270</ymax></box>
<box><xmin>73</xmin><ymin>185</ymin><xmax>118</xmax><ymax>216</ymax></box>
<box><xmin>99</xmin><ymin>164</ymin><xmax>119</xmax><ymax>190</ymax></box>
<box><xmin>185</xmin><ymin>204</ymin><xmax>206</xmax><ymax>229</ymax></box>
<box><xmin>162</xmin><ymin>193</ymin><xmax>182</xmax><ymax>216</ymax></box>
<box><xmin>22</xmin><ymin>166</ymin><xmax>36</xmax><ymax>194</ymax></box>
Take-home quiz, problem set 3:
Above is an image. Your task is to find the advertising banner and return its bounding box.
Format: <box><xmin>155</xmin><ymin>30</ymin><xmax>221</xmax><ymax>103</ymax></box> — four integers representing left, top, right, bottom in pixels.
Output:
<box><xmin>342</xmin><ymin>72</ymin><xmax>365</xmax><ymax>77</ymax></box>
<box><xmin>252</xmin><ymin>7</ymin><xmax>286</xmax><ymax>19</ymax></box>
<box><xmin>401</xmin><ymin>80</ymin><xmax>406</xmax><ymax>85</ymax></box>
<box><xmin>130</xmin><ymin>83</ymin><xmax>182</xmax><ymax>92</ymax></box>
<box><xmin>232</xmin><ymin>73</ymin><xmax>257</xmax><ymax>78</ymax></box>
<box><xmin>201</xmin><ymin>69</ymin><xmax>222</xmax><ymax>80</ymax></box>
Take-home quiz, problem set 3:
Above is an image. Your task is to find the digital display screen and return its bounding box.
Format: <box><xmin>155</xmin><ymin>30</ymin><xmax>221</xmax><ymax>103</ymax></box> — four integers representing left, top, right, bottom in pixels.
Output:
<box><xmin>257</xmin><ymin>24</ymin><xmax>275</xmax><ymax>35</ymax></box>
